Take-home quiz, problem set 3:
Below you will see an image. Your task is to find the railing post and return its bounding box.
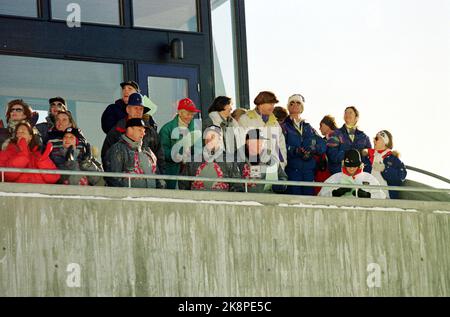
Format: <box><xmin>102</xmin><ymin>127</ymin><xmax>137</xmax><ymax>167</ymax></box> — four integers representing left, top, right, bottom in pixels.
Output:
<box><xmin>128</xmin><ymin>176</ymin><xmax>131</xmax><ymax>188</ymax></box>
<box><xmin>1</xmin><ymin>171</ymin><xmax>4</xmax><ymax>183</ymax></box>
<box><xmin>245</xmin><ymin>181</ymin><xmax>248</xmax><ymax>193</ymax></box>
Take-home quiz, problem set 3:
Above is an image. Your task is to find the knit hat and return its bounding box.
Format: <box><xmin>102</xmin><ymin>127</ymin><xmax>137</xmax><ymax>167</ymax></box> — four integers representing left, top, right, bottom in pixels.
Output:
<box><xmin>287</xmin><ymin>94</ymin><xmax>305</xmax><ymax>113</ymax></box>
<box><xmin>344</xmin><ymin>149</ymin><xmax>362</xmax><ymax>167</ymax></box>
<box><xmin>125</xmin><ymin>118</ymin><xmax>146</xmax><ymax>129</ymax></box>
<box><xmin>63</xmin><ymin>127</ymin><xmax>84</xmax><ymax>143</ymax></box>
<box><xmin>178</xmin><ymin>98</ymin><xmax>201</xmax><ymax>113</ymax></box>
<box><xmin>245</xmin><ymin>129</ymin><xmax>269</xmax><ymax>141</ymax></box>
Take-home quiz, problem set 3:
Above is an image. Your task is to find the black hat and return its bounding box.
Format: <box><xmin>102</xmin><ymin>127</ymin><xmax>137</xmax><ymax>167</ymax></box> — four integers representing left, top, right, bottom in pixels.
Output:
<box><xmin>63</xmin><ymin>127</ymin><xmax>83</xmax><ymax>141</ymax></box>
<box><xmin>125</xmin><ymin>118</ymin><xmax>146</xmax><ymax>129</ymax></box>
<box><xmin>127</xmin><ymin>93</ymin><xmax>150</xmax><ymax>114</ymax></box>
<box><xmin>245</xmin><ymin>129</ymin><xmax>268</xmax><ymax>141</ymax></box>
<box><xmin>344</xmin><ymin>149</ymin><xmax>362</xmax><ymax>167</ymax></box>
<box><xmin>49</xmin><ymin>96</ymin><xmax>67</xmax><ymax>106</ymax></box>
<box><xmin>120</xmin><ymin>80</ymin><xmax>140</xmax><ymax>92</ymax></box>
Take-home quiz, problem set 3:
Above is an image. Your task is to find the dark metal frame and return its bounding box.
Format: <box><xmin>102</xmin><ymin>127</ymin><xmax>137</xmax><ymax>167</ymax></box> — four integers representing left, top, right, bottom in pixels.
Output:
<box><xmin>0</xmin><ymin>0</ymin><xmax>249</xmax><ymax>113</ymax></box>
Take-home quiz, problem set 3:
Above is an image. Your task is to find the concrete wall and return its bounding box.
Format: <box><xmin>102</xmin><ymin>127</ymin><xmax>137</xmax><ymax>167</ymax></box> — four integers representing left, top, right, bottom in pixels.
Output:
<box><xmin>0</xmin><ymin>183</ymin><xmax>449</xmax><ymax>296</ymax></box>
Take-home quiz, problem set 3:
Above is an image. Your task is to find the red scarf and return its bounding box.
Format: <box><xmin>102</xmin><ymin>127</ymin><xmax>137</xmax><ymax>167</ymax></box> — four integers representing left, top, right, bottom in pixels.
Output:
<box><xmin>342</xmin><ymin>166</ymin><xmax>363</xmax><ymax>179</ymax></box>
<box><xmin>367</xmin><ymin>148</ymin><xmax>392</xmax><ymax>164</ymax></box>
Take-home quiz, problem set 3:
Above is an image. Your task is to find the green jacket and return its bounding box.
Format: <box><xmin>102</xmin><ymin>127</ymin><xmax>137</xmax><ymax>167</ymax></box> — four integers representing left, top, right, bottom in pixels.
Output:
<box><xmin>158</xmin><ymin>115</ymin><xmax>201</xmax><ymax>189</ymax></box>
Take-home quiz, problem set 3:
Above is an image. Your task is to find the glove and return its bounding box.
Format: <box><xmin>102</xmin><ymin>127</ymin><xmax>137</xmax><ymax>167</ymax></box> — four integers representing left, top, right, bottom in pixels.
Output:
<box><xmin>297</xmin><ymin>147</ymin><xmax>312</xmax><ymax>160</ymax></box>
<box><xmin>332</xmin><ymin>187</ymin><xmax>352</xmax><ymax>197</ymax></box>
<box><xmin>65</xmin><ymin>145</ymin><xmax>75</xmax><ymax>161</ymax></box>
<box><xmin>17</xmin><ymin>137</ymin><xmax>30</xmax><ymax>155</ymax></box>
<box><xmin>81</xmin><ymin>143</ymin><xmax>92</xmax><ymax>161</ymax></box>
<box><xmin>372</xmin><ymin>161</ymin><xmax>385</xmax><ymax>172</ymax></box>
<box><xmin>355</xmin><ymin>189</ymin><xmax>371</xmax><ymax>198</ymax></box>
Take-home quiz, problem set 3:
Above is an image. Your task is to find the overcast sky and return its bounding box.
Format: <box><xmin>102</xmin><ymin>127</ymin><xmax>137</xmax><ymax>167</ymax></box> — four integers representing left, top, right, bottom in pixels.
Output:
<box><xmin>245</xmin><ymin>0</ymin><xmax>450</xmax><ymax>188</ymax></box>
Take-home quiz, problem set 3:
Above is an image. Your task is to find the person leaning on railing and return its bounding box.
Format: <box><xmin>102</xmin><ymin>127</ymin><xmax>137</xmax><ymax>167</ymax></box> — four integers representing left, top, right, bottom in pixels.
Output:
<box><xmin>178</xmin><ymin>125</ymin><xmax>244</xmax><ymax>192</ymax></box>
<box><xmin>318</xmin><ymin>149</ymin><xmax>386</xmax><ymax>199</ymax></box>
<box><xmin>50</xmin><ymin>127</ymin><xmax>103</xmax><ymax>186</ymax></box>
<box><xmin>0</xmin><ymin>121</ymin><xmax>60</xmax><ymax>184</ymax></box>
<box><xmin>361</xmin><ymin>130</ymin><xmax>407</xmax><ymax>199</ymax></box>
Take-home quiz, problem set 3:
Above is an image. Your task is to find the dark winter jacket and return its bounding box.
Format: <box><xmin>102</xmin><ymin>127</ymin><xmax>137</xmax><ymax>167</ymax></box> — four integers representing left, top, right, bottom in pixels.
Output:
<box><xmin>281</xmin><ymin>117</ymin><xmax>326</xmax><ymax>171</ymax></box>
<box><xmin>101</xmin><ymin>116</ymin><xmax>165</xmax><ymax>174</ymax></box>
<box><xmin>326</xmin><ymin>125</ymin><xmax>372</xmax><ymax>174</ymax></box>
<box><xmin>101</xmin><ymin>99</ymin><xmax>127</xmax><ymax>134</ymax></box>
<box><xmin>36</xmin><ymin>116</ymin><xmax>55</xmax><ymax>145</ymax></box>
<box><xmin>51</xmin><ymin>143</ymin><xmax>103</xmax><ymax>186</ymax></box>
<box><xmin>104</xmin><ymin>134</ymin><xmax>165</xmax><ymax>189</ymax></box>
<box><xmin>362</xmin><ymin>149</ymin><xmax>407</xmax><ymax>199</ymax></box>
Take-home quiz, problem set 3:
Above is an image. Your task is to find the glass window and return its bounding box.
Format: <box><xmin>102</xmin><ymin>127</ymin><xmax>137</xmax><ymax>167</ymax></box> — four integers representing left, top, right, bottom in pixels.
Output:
<box><xmin>147</xmin><ymin>77</ymin><xmax>188</xmax><ymax>129</ymax></box>
<box><xmin>51</xmin><ymin>0</ymin><xmax>120</xmax><ymax>26</ymax></box>
<box><xmin>0</xmin><ymin>0</ymin><xmax>38</xmax><ymax>17</ymax></box>
<box><xmin>211</xmin><ymin>0</ymin><xmax>239</xmax><ymax>108</ymax></box>
<box><xmin>133</xmin><ymin>0</ymin><xmax>198</xmax><ymax>32</ymax></box>
<box><xmin>0</xmin><ymin>54</ymin><xmax>123</xmax><ymax>156</ymax></box>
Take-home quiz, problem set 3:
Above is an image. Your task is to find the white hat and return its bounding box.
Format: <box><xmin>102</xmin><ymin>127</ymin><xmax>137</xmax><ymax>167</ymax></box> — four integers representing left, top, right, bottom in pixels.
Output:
<box><xmin>287</xmin><ymin>94</ymin><xmax>305</xmax><ymax>113</ymax></box>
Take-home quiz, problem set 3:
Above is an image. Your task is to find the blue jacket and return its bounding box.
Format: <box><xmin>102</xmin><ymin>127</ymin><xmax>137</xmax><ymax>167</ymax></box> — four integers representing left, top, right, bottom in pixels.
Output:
<box><xmin>362</xmin><ymin>150</ymin><xmax>407</xmax><ymax>199</ymax></box>
<box><xmin>281</xmin><ymin>117</ymin><xmax>326</xmax><ymax>171</ymax></box>
<box><xmin>327</xmin><ymin>125</ymin><xmax>372</xmax><ymax>174</ymax></box>
<box><xmin>101</xmin><ymin>99</ymin><xmax>127</xmax><ymax>134</ymax></box>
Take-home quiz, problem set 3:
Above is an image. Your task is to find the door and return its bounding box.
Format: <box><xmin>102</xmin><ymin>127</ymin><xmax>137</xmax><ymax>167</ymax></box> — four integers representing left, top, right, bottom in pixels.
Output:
<box><xmin>137</xmin><ymin>63</ymin><xmax>200</xmax><ymax>130</ymax></box>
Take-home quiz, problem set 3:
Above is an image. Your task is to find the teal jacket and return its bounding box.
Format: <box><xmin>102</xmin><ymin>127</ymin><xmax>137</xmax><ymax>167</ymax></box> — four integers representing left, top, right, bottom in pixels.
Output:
<box><xmin>158</xmin><ymin>115</ymin><xmax>201</xmax><ymax>189</ymax></box>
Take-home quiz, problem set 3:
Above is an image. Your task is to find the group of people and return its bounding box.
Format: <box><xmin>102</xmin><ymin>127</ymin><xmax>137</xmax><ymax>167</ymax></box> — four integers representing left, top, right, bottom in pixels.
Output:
<box><xmin>0</xmin><ymin>80</ymin><xmax>407</xmax><ymax>199</ymax></box>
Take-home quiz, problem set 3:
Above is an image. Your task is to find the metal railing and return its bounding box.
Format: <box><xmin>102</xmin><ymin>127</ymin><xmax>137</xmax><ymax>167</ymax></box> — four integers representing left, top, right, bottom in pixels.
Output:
<box><xmin>405</xmin><ymin>165</ymin><xmax>450</xmax><ymax>185</ymax></box>
<box><xmin>0</xmin><ymin>167</ymin><xmax>449</xmax><ymax>195</ymax></box>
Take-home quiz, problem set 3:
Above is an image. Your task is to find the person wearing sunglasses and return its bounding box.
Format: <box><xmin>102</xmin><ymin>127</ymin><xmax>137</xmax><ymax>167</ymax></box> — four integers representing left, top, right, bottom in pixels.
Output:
<box><xmin>362</xmin><ymin>130</ymin><xmax>407</xmax><ymax>199</ymax></box>
<box><xmin>36</xmin><ymin>96</ymin><xmax>68</xmax><ymax>145</ymax></box>
<box><xmin>281</xmin><ymin>94</ymin><xmax>326</xmax><ymax>196</ymax></box>
<box><xmin>0</xmin><ymin>99</ymin><xmax>36</xmax><ymax>150</ymax></box>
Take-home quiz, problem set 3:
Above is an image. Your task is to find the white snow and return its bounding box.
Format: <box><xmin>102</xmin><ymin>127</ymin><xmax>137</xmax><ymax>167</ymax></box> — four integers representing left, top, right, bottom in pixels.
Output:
<box><xmin>278</xmin><ymin>203</ymin><xmax>419</xmax><ymax>213</ymax></box>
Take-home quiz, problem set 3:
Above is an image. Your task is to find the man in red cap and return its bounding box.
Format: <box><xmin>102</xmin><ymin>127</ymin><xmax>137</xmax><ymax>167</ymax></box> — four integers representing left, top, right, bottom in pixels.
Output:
<box><xmin>158</xmin><ymin>98</ymin><xmax>202</xmax><ymax>189</ymax></box>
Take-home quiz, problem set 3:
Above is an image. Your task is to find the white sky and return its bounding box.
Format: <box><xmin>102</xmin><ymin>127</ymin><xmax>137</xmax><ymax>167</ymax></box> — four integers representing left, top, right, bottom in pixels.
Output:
<box><xmin>245</xmin><ymin>0</ymin><xmax>450</xmax><ymax>188</ymax></box>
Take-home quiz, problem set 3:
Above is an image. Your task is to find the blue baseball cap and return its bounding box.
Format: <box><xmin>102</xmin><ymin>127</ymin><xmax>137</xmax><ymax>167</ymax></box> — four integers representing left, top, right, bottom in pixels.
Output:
<box><xmin>127</xmin><ymin>93</ymin><xmax>150</xmax><ymax>114</ymax></box>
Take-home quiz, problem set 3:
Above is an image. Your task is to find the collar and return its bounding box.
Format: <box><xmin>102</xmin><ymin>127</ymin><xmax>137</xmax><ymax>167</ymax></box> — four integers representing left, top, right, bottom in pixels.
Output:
<box><xmin>342</xmin><ymin>166</ymin><xmax>363</xmax><ymax>179</ymax></box>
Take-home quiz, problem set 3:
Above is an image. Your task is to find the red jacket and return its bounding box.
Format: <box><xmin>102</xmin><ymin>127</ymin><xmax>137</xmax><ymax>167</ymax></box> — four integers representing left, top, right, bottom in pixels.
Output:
<box><xmin>0</xmin><ymin>139</ymin><xmax>60</xmax><ymax>184</ymax></box>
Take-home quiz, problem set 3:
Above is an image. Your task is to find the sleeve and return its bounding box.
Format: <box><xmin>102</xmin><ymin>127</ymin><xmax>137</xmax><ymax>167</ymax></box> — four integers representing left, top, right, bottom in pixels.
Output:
<box><xmin>318</xmin><ymin>174</ymin><xmax>340</xmax><ymax>197</ymax></box>
<box><xmin>101</xmin><ymin>104</ymin><xmax>116</xmax><ymax>134</ymax></box>
<box><xmin>227</xmin><ymin>162</ymin><xmax>244</xmax><ymax>192</ymax></box>
<box><xmin>104</xmin><ymin>145</ymin><xmax>126</xmax><ymax>187</ymax></box>
<box><xmin>36</xmin><ymin>155</ymin><xmax>61</xmax><ymax>184</ymax></box>
<box><xmin>177</xmin><ymin>162</ymin><xmax>193</xmax><ymax>191</ymax></box>
<box><xmin>326</xmin><ymin>133</ymin><xmax>345</xmax><ymax>166</ymax></box>
<box><xmin>101</xmin><ymin>130</ymin><xmax>119</xmax><ymax>166</ymax></box>
<box><xmin>80</xmin><ymin>156</ymin><xmax>103</xmax><ymax>186</ymax></box>
<box><xmin>272</xmin><ymin>163</ymin><xmax>288</xmax><ymax>193</ymax></box>
<box><xmin>366</xmin><ymin>175</ymin><xmax>387</xmax><ymax>199</ymax></box>
<box><xmin>159</xmin><ymin>125</ymin><xmax>176</xmax><ymax>164</ymax></box>
<box><xmin>381</xmin><ymin>156</ymin><xmax>406</xmax><ymax>186</ymax></box>
<box><xmin>311</xmin><ymin>127</ymin><xmax>326</xmax><ymax>155</ymax></box>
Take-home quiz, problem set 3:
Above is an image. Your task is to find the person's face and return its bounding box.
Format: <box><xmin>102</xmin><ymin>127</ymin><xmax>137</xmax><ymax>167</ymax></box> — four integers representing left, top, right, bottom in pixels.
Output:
<box><xmin>50</xmin><ymin>102</ymin><xmax>65</xmax><ymax>116</ymax></box>
<box><xmin>205</xmin><ymin>130</ymin><xmax>222</xmax><ymax>152</ymax></box>
<box><xmin>288</xmin><ymin>100</ymin><xmax>302</xmax><ymax>115</ymax></box>
<box><xmin>63</xmin><ymin>133</ymin><xmax>77</xmax><ymax>149</ymax></box>
<box><xmin>219</xmin><ymin>103</ymin><xmax>233</xmax><ymax>119</ymax></box>
<box><xmin>179</xmin><ymin>110</ymin><xmax>196</xmax><ymax>125</ymax></box>
<box><xmin>319</xmin><ymin>122</ymin><xmax>331</xmax><ymax>136</ymax></box>
<box><xmin>122</xmin><ymin>85</ymin><xmax>138</xmax><ymax>104</ymax></box>
<box><xmin>374</xmin><ymin>134</ymin><xmax>387</xmax><ymax>151</ymax></box>
<box><xmin>16</xmin><ymin>125</ymin><xmax>32</xmax><ymax>144</ymax></box>
<box><xmin>258</xmin><ymin>103</ymin><xmax>275</xmax><ymax>116</ymax></box>
<box><xmin>56</xmin><ymin>113</ymin><xmax>72</xmax><ymax>131</ymax></box>
<box><xmin>344</xmin><ymin>108</ymin><xmax>358</xmax><ymax>126</ymax></box>
<box><xmin>345</xmin><ymin>166</ymin><xmax>359</xmax><ymax>176</ymax></box>
<box><xmin>9</xmin><ymin>104</ymin><xmax>26</xmax><ymax>122</ymax></box>
<box><xmin>246</xmin><ymin>139</ymin><xmax>264</xmax><ymax>157</ymax></box>
<box><xmin>126</xmin><ymin>105</ymin><xmax>144</xmax><ymax>119</ymax></box>
<box><xmin>126</xmin><ymin>126</ymin><xmax>146</xmax><ymax>142</ymax></box>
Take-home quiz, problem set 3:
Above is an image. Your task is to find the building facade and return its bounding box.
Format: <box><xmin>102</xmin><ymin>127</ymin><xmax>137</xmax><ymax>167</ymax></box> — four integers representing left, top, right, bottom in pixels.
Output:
<box><xmin>0</xmin><ymin>0</ymin><xmax>249</xmax><ymax>151</ymax></box>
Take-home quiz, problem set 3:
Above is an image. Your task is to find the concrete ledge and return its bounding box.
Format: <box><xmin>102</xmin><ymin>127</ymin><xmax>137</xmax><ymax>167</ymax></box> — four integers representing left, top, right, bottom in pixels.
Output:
<box><xmin>0</xmin><ymin>183</ymin><xmax>449</xmax><ymax>296</ymax></box>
